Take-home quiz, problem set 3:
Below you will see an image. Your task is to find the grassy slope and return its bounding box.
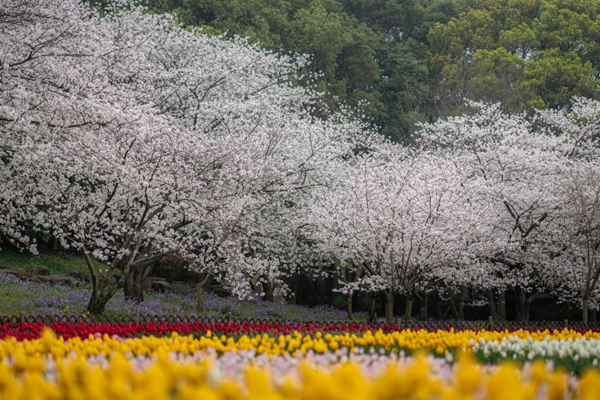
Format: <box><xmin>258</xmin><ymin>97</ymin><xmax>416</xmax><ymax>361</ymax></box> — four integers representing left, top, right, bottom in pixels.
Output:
<box><xmin>0</xmin><ymin>248</ymin><xmax>91</xmax><ymax>274</ymax></box>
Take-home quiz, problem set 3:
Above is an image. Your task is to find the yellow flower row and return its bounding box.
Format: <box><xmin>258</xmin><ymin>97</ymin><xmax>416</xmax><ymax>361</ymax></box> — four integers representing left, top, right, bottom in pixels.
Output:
<box><xmin>2</xmin><ymin>329</ymin><xmax>600</xmax><ymax>399</ymax></box>
<box><xmin>1</xmin><ymin>347</ymin><xmax>600</xmax><ymax>400</ymax></box>
<box><xmin>1</xmin><ymin>328</ymin><xmax>598</xmax><ymax>360</ymax></box>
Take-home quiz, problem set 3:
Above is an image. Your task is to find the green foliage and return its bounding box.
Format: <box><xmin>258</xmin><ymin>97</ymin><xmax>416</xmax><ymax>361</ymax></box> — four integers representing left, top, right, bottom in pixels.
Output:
<box><xmin>523</xmin><ymin>49</ymin><xmax>598</xmax><ymax>108</ymax></box>
<box><xmin>143</xmin><ymin>0</ymin><xmax>421</xmax><ymax>139</ymax></box>
<box><xmin>428</xmin><ymin>0</ymin><xmax>600</xmax><ymax>113</ymax></box>
<box><xmin>141</xmin><ymin>0</ymin><xmax>600</xmax><ymax>137</ymax></box>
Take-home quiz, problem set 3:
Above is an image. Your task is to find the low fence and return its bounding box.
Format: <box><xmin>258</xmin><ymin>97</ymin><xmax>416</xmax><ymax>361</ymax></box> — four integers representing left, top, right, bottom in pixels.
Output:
<box><xmin>1</xmin><ymin>313</ymin><xmax>599</xmax><ymax>331</ymax></box>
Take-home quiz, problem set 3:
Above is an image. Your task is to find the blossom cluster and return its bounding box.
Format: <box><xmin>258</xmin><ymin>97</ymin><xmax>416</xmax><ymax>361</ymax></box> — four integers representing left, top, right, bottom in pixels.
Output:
<box><xmin>1</xmin><ymin>329</ymin><xmax>600</xmax><ymax>399</ymax></box>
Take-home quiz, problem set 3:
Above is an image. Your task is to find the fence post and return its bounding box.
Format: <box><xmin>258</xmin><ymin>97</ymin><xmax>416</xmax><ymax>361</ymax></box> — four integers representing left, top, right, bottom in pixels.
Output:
<box><xmin>136</xmin><ymin>308</ymin><xmax>140</xmax><ymax>324</ymax></box>
<box><xmin>488</xmin><ymin>316</ymin><xmax>493</xmax><ymax>331</ymax></box>
<box><xmin>564</xmin><ymin>319</ymin><xmax>568</xmax><ymax>329</ymax></box>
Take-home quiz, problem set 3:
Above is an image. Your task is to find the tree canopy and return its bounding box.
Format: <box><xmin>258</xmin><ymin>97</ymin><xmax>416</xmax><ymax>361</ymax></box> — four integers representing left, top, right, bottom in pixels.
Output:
<box><xmin>136</xmin><ymin>0</ymin><xmax>600</xmax><ymax>140</ymax></box>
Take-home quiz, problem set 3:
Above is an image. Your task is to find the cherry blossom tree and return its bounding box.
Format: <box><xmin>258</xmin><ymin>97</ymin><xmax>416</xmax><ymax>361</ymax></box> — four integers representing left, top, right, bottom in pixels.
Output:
<box><xmin>0</xmin><ymin>0</ymin><xmax>188</xmax><ymax>314</ymax></box>
<box><xmin>534</xmin><ymin>166</ymin><xmax>600</xmax><ymax>322</ymax></box>
<box><xmin>310</xmin><ymin>143</ymin><xmax>480</xmax><ymax>323</ymax></box>
<box><xmin>418</xmin><ymin>99</ymin><xmax>600</xmax><ymax>321</ymax></box>
<box><xmin>531</xmin><ymin>99</ymin><xmax>600</xmax><ymax>322</ymax></box>
<box><xmin>1</xmin><ymin>0</ymin><xmax>367</xmax><ymax>314</ymax></box>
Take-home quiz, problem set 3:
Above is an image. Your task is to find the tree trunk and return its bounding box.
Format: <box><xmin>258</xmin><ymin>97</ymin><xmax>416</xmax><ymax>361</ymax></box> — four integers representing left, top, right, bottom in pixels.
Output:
<box><xmin>385</xmin><ymin>292</ymin><xmax>395</xmax><ymax>324</ymax></box>
<box><xmin>367</xmin><ymin>292</ymin><xmax>377</xmax><ymax>323</ymax></box>
<box><xmin>449</xmin><ymin>297</ymin><xmax>458</xmax><ymax>318</ymax></box>
<box><xmin>498</xmin><ymin>291</ymin><xmax>506</xmax><ymax>320</ymax></box>
<box><xmin>83</xmin><ymin>250</ymin><xmax>120</xmax><ymax>316</ymax></box>
<box><xmin>487</xmin><ymin>290</ymin><xmax>497</xmax><ymax>319</ymax></box>
<box><xmin>87</xmin><ymin>294</ymin><xmax>111</xmax><ymax>315</ymax></box>
<box><xmin>516</xmin><ymin>287</ymin><xmax>529</xmax><ymax>321</ymax></box>
<box><xmin>262</xmin><ymin>280</ymin><xmax>275</xmax><ymax>302</ymax></box>
<box><xmin>196</xmin><ymin>272</ymin><xmax>211</xmax><ymax>313</ymax></box>
<box><xmin>124</xmin><ymin>270</ymin><xmax>135</xmax><ymax>301</ymax></box>
<box><xmin>347</xmin><ymin>292</ymin><xmax>354</xmax><ymax>320</ymax></box>
<box><xmin>292</xmin><ymin>273</ymin><xmax>299</xmax><ymax>305</ymax></box>
<box><xmin>442</xmin><ymin>305</ymin><xmax>451</xmax><ymax>319</ymax></box>
<box><xmin>87</xmin><ymin>279</ymin><xmax>116</xmax><ymax>315</ymax></box>
<box><xmin>124</xmin><ymin>270</ymin><xmax>144</xmax><ymax>302</ymax></box>
<box><xmin>124</xmin><ymin>263</ymin><xmax>154</xmax><ymax>303</ymax></box>
<box><xmin>449</xmin><ymin>291</ymin><xmax>465</xmax><ymax>320</ymax></box>
<box><xmin>418</xmin><ymin>293</ymin><xmax>428</xmax><ymax>320</ymax></box>
<box><xmin>404</xmin><ymin>295</ymin><xmax>413</xmax><ymax>319</ymax></box>
<box><xmin>582</xmin><ymin>297</ymin><xmax>589</xmax><ymax>323</ymax></box>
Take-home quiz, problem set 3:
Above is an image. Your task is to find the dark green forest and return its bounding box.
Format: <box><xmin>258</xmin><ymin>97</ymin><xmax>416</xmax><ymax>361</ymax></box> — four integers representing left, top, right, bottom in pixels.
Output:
<box><xmin>138</xmin><ymin>0</ymin><xmax>600</xmax><ymax>141</ymax></box>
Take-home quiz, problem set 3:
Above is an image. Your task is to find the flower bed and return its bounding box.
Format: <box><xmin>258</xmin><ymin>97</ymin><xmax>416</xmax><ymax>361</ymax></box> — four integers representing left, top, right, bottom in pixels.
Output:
<box><xmin>4</xmin><ymin>323</ymin><xmax>600</xmax><ymax>367</ymax></box>
<box><xmin>1</xmin><ymin>328</ymin><xmax>600</xmax><ymax>399</ymax></box>
<box><xmin>3</xmin><ymin>320</ymin><xmax>600</xmax><ymax>341</ymax></box>
<box><xmin>0</xmin><ymin>321</ymin><xmax>385</xmax><ymax>341</ymax></box>
<box><xmin>4</xmin><ymin>272</ymin><xmax>600</xmax><ymax>398</ymax></box>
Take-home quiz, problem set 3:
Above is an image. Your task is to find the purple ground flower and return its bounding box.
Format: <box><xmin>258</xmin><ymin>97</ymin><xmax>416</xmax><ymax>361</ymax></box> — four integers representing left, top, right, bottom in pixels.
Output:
<box><xmin>0</xmin><ymin>273</ymin><xmax>367</xmax><ymax>321</ymax></box>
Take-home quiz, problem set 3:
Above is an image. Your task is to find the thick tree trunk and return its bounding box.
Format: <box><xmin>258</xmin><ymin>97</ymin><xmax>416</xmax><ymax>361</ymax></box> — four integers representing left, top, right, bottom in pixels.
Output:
<box><xmin>123</xmin><ymin>269</ymin><xmax>143</xmax><ymax>303</ymax></box>
<box><xmin>498</xmin><ymin>291</ymin><xmax>506</xmax><ymax>320</ymax></box>
<box><xmin>418</xmin><ymin>293</ymin><xmax>428</xmax><ymax>320</ymax></box>
<box><xmin>347</xmin><ymin>292</ymin><xmax>354</xmax><ymax>320</ymax></box>
<box><xmin>262</xmin><ymin>280</ymin><xmax>275</xmax><ymax>302</ymax></box>
<box><xmin>516</xmin><ymin>287</ymin><xmax>529</xmax><ymax>321</ymax></box>
<box><xmin>124</xmin><ymin>271</ymin><xmax>135</xmax><ymax>301</ymax></box>
<box><xmin>385</xmin><ymin>292</ymin><xmax>395</xmax><ymax>324</ymax></box>
<box><xmin>87</xmin><ymin>294</ymin><xmax>111</xmax><ymax>315</ymax></box>
<box><xmin>367</xmin><ymin>292</ymin><xmax>377</xmax><ymax>323</ymax></box>
<box><xmin>83</xmin><ymin>250</ymin><xmax>120</xmax><ymax>316</ymax></box>
<box><xmin>449</xmin><ymin>291</ymin><xmax>465</xmax><ymax>320</ymax></box>
<box><xmin>87</xmin><ymin>278</ymin><xmax>117</xmax><ymax>315</ymax></box>
<box><xmin>124</xmin><ymin>263</ymin><xmax>154</xmax><ymax>303</ymax></box>
<box><xmin>404</xmin><ymin>295</ymin><xmax>413</xmax><ymax>319</ymax></box>
<box><xmin>582</xmin><ymin>297</ymin><xmax>589</xmax><ymax>323</ymax></box>
<box><xmin>196</xmin><ymin>272</ymin><xmax>211</xmax><ymax>313</ymax></box>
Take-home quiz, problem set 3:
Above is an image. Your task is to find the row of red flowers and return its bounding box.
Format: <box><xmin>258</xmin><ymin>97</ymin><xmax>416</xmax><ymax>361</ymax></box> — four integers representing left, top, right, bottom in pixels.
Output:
<box><xmin>2</xmin><ymin>321</ymin><xmax>387</xmax><ymax>341</ymax></box>
<box><xmin>1</xmin><ymin>320</ymin><xmax>596</xmax><ymax>341</ymax></box>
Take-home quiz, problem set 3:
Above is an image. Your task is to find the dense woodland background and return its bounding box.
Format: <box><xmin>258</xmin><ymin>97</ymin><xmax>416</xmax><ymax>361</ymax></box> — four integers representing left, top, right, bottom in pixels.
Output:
<box><xmin>120</xmin><ymin>0</ymin><xmax>600</xmax><ymax>141</ymax></box>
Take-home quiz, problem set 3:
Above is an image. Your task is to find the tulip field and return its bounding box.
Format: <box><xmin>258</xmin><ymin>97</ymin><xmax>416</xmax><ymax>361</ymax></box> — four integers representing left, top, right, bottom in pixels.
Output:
<box><xmin>1</xmin><ymin>322</ymin><xmax>600</xmax><ymax>399</ymax></box>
